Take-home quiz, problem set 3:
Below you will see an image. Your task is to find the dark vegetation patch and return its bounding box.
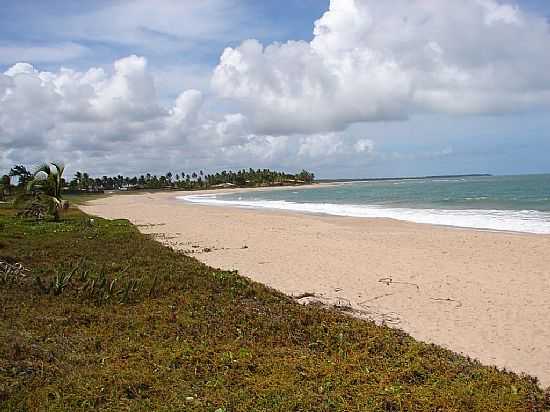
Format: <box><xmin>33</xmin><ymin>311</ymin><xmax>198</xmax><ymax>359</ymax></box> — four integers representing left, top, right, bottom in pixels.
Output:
<box><xmin>1</xmin><ymin>206</ymin><xmax>549</xmax><ymax>411</ymax></box>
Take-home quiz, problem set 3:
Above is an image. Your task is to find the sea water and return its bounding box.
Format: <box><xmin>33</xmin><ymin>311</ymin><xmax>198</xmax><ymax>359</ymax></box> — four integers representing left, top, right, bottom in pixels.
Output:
<box><xmin>180</xmin><ymin>174</ymin><xmax>550</xmax><ymax>234</ymax></box>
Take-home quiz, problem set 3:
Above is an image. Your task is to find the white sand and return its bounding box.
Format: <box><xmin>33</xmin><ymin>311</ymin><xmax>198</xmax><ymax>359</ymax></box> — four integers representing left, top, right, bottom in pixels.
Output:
<box><xmin>81</xmin><ymin>189</ymin><xmax>550</xmax><ymax>386</ymax></box>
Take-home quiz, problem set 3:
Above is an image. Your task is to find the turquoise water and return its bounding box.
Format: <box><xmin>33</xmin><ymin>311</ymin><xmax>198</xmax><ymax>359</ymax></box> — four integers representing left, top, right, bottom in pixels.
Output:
<box><xmin>181</xmin><ymin>174</ymin><xmax>550</xmax><ymax>234</ymax></box>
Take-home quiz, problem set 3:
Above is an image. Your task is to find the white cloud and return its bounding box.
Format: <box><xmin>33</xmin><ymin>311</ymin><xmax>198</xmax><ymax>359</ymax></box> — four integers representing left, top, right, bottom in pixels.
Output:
<box><xmin>90</xmin><ymin>55</ymin><xmax>162</xmax><ymax>120</ymax></box>
<box><xmin>0</xmin><ymin>57</ymin><xmax>173</xmax><ymax>169</ymax></box>
<box><xmin>212</xmin><ymin>0</ymin><xmax>550</xmax><ymax>135</ymax></box>
<box><xmin>4</xmin><ymin>63</ymin><xmax>38</xmax><ymax>77</ymax></box>
<box><xmin>479</xmin><ymin>0</ymin><xmax>521</xmax><ymax>25</ymax></box>
<box><xmin>297</xmin><ymin>133</ymin><xmax>374</xmax><ymax>162</ymax></box>
<box><xmin>298</xmin><ymin>133</ymin><xmax>345</xmax><ymax>158</ymax></box>
<box><xmin>168</xmin><ymin>90</ymin><xmax>204</xmax><ymax>130</ymax></box>
<box><xmin>1</xmin><ymin>56</ymin><xmax>359</xmax><ymax>176</ymax></box>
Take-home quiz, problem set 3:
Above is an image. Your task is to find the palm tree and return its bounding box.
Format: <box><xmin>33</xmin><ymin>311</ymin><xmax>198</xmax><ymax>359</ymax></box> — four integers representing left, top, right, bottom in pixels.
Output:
<box><xmin>82</xmin><ymin>172</ymin><xmax>90</xmax><ymax>191</ymax></box>
<box><xmin>74</xmin><ymin>171</ymin><xmax>83</xmax><ymax>190</ymax></box>
<box><xmin>27</xmin><ymin>162</ymin><xmax>68</xmax><ymax>221</ymax></box>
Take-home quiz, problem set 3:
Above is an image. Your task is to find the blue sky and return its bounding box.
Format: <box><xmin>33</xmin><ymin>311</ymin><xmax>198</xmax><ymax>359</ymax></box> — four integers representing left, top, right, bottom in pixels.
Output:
<box><xmin>1</xmin><ymin>0</ymin><xmax>550</xmax><ymax>178</ymax></box>
<box><xmin>0</xmin><ymin>0</ymin><xmax>329</xmax><ymax>70</ymax></box>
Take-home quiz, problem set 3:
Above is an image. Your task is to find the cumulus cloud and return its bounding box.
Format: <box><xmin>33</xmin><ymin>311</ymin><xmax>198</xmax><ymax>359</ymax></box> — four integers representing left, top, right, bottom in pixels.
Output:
<box><xmin>1</xmin><ymin>56</ymin><xmax>181</xmax><ymax>172</ymax></box>
<box><xmin>1</xmin><ymin>55</ymin><xmax>357</xmax><ymax>175</ymax></box>
<box><xmin>1</xmin><ymin>56</ymin><xmax>163</xmax><ymax>152</ymax></box>
<box><xmin>212</xmin><ymin>0</ymin><xmax>550</xmax><ymax>134</ymax></box>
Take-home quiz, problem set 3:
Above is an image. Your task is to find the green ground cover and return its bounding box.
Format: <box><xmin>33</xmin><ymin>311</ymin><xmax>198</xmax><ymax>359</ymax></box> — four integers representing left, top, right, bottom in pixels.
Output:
<box><xmin>1</xmin><ymin>204</ymin><xmax>548</xmax><ymax>411</ymax></box>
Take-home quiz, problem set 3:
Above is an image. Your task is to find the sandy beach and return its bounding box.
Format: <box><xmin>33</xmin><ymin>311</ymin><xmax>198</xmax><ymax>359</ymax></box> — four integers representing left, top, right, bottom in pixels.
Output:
<box><xmin>81</xmin><ymin>189</ymin><xmax>550</xmax><ymax>387</ymax></box>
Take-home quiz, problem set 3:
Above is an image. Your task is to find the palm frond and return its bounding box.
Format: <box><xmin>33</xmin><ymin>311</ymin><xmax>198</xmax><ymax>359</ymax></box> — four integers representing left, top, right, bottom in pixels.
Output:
<box><xmin>34</xmin><ymin>171</ymin><xmax>49</xmax><ymax>181</ymax></box>
<box><xmin>34</xmin><ymin>163</ymin><xmax>52</xmax><ymax>175</ymax></box>
<box><xmin>50</xmin><ymin>161</ymin><xmax>65</xmax><ymax>176</ymax></box>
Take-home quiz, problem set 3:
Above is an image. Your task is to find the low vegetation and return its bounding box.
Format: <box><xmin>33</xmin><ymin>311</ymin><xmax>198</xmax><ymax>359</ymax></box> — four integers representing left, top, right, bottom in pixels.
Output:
<box><xmin>1</xmin><ymin>203</ymin><xmax>549</xmax><ymax>411</ymax></box>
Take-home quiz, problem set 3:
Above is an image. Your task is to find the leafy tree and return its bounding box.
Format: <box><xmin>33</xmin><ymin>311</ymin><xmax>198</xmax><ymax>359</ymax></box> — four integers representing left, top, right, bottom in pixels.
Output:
<box><xmin>9</xmin><ymin>165</ymin><xmax>33</xmax><ymax>187</ymax></box>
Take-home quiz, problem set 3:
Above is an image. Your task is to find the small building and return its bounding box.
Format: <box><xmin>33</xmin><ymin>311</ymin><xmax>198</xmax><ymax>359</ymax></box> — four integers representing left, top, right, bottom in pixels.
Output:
<box><xmin>211</xmin><ymin>183</ymin><xmax>237</xmax><ymax>189</ymax></box>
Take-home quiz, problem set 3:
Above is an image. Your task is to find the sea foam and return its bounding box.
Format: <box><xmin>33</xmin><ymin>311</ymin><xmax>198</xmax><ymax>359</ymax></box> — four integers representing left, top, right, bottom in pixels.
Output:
<box><xmin>179</xmin><ymin>194</ymin><xmax>550</xmax><ymax>235</ymax></box>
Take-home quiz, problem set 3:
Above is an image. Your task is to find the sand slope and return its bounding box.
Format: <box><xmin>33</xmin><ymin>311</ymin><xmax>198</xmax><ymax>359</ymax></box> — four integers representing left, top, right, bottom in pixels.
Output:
<box><xmin>81</xmin><ymin>190</ymin><xmax>550</xmax><ymax>386</ymax></box>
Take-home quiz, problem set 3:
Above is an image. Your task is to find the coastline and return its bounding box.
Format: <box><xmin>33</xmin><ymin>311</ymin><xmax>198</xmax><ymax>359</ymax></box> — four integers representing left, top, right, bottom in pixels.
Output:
<box><xmin>81</xmin><ymin>188</ymin><xmax>550</xmax><ymax>386</ymax></box>
<box><xmin>181</xmin><ymin>184</ymin><xmax>550</xmax><ymax>236</ymax></box>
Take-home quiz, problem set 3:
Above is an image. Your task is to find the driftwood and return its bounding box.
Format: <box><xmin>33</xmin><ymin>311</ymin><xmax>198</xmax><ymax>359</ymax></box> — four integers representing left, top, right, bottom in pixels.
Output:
<box><xmin>378</xmin><ymin>276</ymin><xmax>420</xmax><ymax>290</ymax></box>
<box><xmin>430</xmin><ymin>297</ymin><xmax>463</xmax><ymax>308</ymax></box>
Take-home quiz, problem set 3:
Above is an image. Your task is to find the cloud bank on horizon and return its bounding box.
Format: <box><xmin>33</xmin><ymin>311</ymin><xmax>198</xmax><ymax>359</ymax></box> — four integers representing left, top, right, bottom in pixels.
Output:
<box><xmin>1</xmin><ymin>0</ymin><xmax>550</xmax><ymax>177</ymax></box>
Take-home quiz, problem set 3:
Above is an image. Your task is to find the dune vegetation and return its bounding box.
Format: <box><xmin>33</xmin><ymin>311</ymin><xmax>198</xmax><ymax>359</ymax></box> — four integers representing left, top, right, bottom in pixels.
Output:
<box><xmin>1</xmin><ymin>200</ymin><xmax>549</xmax><ymax>411</ymax></box>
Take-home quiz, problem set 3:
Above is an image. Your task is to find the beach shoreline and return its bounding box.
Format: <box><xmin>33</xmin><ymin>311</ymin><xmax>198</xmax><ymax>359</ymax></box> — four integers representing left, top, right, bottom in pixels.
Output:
<box><xmin>177</xmin><ymin>187</ymin><xmax>550</xmax><ymax>238</ymax></box>
<box><xmin>81</xmin><ymin>189</ymin><xmax>550</xmax><ymax>387</ymax></box>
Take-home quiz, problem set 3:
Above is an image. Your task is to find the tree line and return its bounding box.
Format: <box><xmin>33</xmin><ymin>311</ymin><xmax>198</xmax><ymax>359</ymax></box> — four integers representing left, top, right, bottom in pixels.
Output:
<box><xmin>2</xmin><ymin>165</ymin><xmax>315</xmax><ymax>196</ymax></box>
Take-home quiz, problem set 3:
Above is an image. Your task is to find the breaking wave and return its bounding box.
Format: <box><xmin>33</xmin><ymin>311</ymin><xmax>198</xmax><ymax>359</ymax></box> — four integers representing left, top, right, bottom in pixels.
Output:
<box><xmin>179</xmin><ymin>194</ymin><xmax>550</xmax><ymax>234</ymax></box>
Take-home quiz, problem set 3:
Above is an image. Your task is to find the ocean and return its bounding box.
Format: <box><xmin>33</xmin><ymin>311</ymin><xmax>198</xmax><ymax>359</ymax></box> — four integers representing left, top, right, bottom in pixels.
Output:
<box><xmin>180</xmin><ymin>174</ymin><xmax>550</xmax><ymax>234</ymax></box>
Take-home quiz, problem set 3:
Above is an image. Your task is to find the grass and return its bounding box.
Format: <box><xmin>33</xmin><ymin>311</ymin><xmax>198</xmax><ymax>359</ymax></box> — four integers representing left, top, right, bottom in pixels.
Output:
<box><xmin>1</xmin><ymin>205</ymin><xmax>549</xmax><ymax>411</ymax></box>
<box><xmin>62</xmin><ymin>193</ymin><xmax>110</xmax><ymax>205</ymax></box>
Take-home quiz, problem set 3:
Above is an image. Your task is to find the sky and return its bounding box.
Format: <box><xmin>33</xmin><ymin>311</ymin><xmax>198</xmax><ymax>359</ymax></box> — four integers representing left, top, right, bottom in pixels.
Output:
<box><xmin>1</xmin><ymin>0</ymin><xmax>550</xmax><ymax>179</ymax></box>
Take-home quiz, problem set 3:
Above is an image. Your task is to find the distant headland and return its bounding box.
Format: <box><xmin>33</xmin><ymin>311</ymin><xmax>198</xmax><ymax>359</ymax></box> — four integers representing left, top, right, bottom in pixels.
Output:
<box><xmin>318</xmin><ymin>174</ymin><xmax>492</xmax><ymax>183</ymax></box>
